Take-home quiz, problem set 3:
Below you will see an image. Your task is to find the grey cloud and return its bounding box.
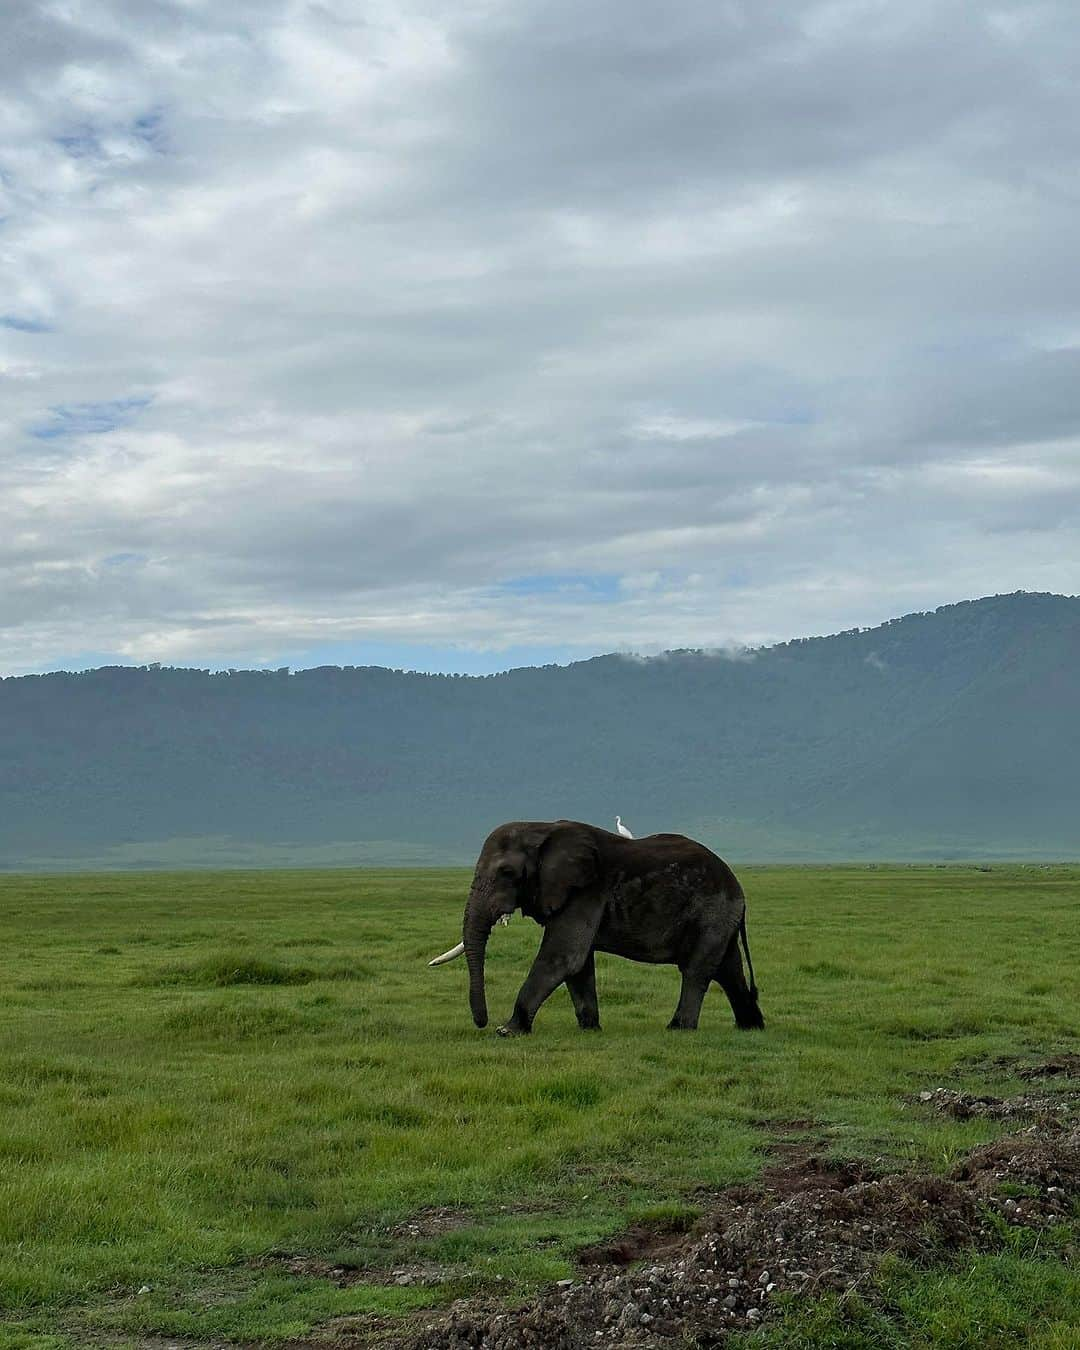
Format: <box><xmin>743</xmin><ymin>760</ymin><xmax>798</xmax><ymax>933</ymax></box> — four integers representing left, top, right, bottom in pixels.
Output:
<box><xmin>408</xmin><ymin>1</ymin><xmax>1079</xmax><ymax>237</ymax></box>
<box><xmin>2</xmin><ymin>0</ymin><xmax>1080</xmax><ymax>672</ymax></box>
<box><xmin>905</xmin><ymin>346</ymin><xmax>1080</xmax><ymax>451</ymax></box>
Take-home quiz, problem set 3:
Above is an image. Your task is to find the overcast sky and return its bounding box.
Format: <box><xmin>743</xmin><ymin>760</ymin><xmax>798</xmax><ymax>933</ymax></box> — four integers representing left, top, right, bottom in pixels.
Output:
<box><xmin>3</xmin><ymin>0</ymin><xmax>1079</xmax><ymax>675</ymax></box>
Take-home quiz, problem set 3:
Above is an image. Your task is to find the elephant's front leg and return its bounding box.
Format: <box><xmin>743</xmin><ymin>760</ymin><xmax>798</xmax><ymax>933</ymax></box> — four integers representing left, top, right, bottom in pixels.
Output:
<box><xmin>565</xmin><ymin>950</ymin><xmax>600</xmax><ymax>1030</ymax></box>
<box><xmin>498</xmin><ymin>901</ymin><xmax>603</xmax><ymax>1037</ymax></box>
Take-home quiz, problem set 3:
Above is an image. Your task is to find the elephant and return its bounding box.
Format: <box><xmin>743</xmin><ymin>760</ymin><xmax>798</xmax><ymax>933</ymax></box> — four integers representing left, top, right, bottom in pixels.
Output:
<box><xmin>428</xmin><ymin>819</ymin><xmax>763</xmax><ymax>1036</ymax></box>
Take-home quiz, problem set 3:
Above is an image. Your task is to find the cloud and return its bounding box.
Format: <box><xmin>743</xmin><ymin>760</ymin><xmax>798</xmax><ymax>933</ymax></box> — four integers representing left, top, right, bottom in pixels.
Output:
<box><xmin>2</xmin><ymin>0</ymin><xmax>1080</xmax><ymax>674</ymax></box>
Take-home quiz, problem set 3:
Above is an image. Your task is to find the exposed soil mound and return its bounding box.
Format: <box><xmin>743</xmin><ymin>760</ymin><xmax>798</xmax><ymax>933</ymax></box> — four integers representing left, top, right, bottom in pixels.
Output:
<box><xmin>578</xmin><ymin>1219</ymin><xmax>693</xmax><ymax>1269</ymax></box>
<box><xmin>410</xmin><ymin>1116</ymin><xmax>1080</xmax><ymax>1350</ymax></box>
<box><xmin>912</xmin><ymin>1085</ymin><xmax>1080</xmax><ymax>1120</ymax></box>
<box><xmin>1015</xmin><ymin>1053</ymin><xmax>1080</xmax><ymax>1080</ymax></box>
<box><xmin>956</xmin><ymin>1122</ymin><xmax>1080</xmax><ymax>1219</ymax></box>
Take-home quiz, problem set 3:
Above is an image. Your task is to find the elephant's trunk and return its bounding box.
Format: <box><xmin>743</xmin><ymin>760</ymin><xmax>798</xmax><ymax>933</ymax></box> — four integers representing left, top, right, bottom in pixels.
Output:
<box><xmin>463</xmin><ymin>876</ymin><xmax>494</xmax><ymax>1029</ymax></box>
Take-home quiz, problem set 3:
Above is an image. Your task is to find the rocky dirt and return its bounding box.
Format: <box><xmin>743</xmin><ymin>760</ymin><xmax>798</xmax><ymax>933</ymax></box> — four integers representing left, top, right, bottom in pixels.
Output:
<box><xmin>254</xmin><ymin>1206</ymin><xmax>477</xmax><ymax>1291</ymax></box>
<box><xmin>909</xmin><ymin>1050</ymin><xmax>1080</xmax><ymax>1121</ymax></box>
<box><xmin>911</xmin><ymin>1084</ymin><xmax>1080</xmax><ymax>1120</ymax></box>
<box><xmin>259</xmin><ymin>1252</ymin><xmax>460</xmax><ymax>1290</ymax></box>
<box><xmin>407</xmin><ymin>1075</ymin><xmax>1079</xmax><ymax>1350</ymax></box>
<box><xmin>389</xmin><ymin>1208</ymin><xmax>474</xmax><ymax>1242</ymax></box>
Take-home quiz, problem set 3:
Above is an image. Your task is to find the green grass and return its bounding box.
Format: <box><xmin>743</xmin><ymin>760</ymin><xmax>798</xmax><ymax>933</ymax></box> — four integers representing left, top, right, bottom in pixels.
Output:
<box><xmin>0</xmin><ymin>865</ymin><xmax>1078</xmax><ymax>1347</ymax></box>
<box><xmin>739</xmin><ymin>1237</ymin><xmax>1080</xmax><ymax>1350</ymax></box>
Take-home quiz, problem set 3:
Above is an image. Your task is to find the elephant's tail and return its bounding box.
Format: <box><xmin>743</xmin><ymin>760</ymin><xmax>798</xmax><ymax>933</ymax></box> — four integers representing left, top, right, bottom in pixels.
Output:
<box><xmin>739</xmin><ymin>914</ymin><xmax>759</xmax><ymax>999</ymax></box>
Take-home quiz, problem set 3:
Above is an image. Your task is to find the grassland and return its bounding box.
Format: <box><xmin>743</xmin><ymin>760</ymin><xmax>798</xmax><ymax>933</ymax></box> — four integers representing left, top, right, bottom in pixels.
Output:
<box><xmin>0</xmin><ymin>865</ymin><xmax>1077</xmax><ymax>1348</ymax></box>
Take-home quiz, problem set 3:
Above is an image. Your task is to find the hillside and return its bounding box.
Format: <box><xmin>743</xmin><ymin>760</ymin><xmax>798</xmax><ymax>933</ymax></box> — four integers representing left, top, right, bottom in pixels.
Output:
<box><xmin>2</xmin><ymin>592</ymin><xmax>1078</xmax><ymax>867</ymax></box>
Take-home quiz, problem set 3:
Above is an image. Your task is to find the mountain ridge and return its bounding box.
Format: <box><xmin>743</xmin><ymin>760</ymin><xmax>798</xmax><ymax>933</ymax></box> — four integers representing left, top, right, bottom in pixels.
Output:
<box><xmin>2</xmin><ymin>592</ymin><xmax>1078</xmax><ymax>868</ymax></box>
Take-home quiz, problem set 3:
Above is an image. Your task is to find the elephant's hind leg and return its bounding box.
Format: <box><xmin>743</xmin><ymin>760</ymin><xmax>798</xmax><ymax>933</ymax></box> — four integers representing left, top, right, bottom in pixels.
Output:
<box><xmin>668</xmin><ymin>958</ymin><xmax>712</xmax><ymax>1030</ymax></box>
<box><xmin>565</xmin><ymin>950</ymin><xmax>601</xmax><ymax>1030</ymax></box>
<box><xmin>668</xmin><ymin>973</ymin><xmax>709</xmax><ymax>1030</ymax></box>
<box><xmin>715</xmin><ymin>935</ymin><xmax>765</xmax><ymax>1029</ymax></box>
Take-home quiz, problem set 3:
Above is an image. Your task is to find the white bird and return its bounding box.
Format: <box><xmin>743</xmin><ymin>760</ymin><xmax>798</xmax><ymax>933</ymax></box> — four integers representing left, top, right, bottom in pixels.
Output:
<box><xmin>615</xmin><ymin>816</ymin><xmax>634</xmax><ymax>839</ymax></box>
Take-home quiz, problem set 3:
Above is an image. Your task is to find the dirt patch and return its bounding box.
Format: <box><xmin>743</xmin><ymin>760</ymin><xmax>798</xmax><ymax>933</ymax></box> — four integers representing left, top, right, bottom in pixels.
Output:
<box><xmin>407</xmin><ymin>1113</ymin><xmax>1080</xmax><ymax>1350</ymax></box>
<box><xmin>390</xmin><ymin>1207</ymin><xmax>473</xmax><ymax>1241</ymax></box>
<box><xmin>259</xmin><ymin>1253</ymin><xmax>366</xmax><ymax>1284</ymax></box>
<box><xmin>578</xmin><ymin>1219</ymin><xmax>693</xmax><ymax>1269</ymax></box>
<box><xmin>982</xmin><ymin>1052</ymin><xmax>1080</xmax><ymax>1082</ymax></box>
<box><xmin>751</xmin><ymin>1116</ymin><xmax>820</xmax><ymax>1133</ymax></box>
<box><xmin>90</xmin><ymin>1315</ymin><xmax>453</xmax><ymax>1350</ymax></box>
<box><xmin>956</xmin><ymin>1122</ymin><xmax>1080</xmax><ymax>1217</ymax></box>
<box><xmin>258</xmin><ymin>1251</ymin><xmax>461</xmax><ymax>1289</ymax></box>
<box><xmin>760</xmin><ymin>1149</ymin><xmax>877</xmax><ymax>1200</ymax></box>
<box><xmin>911</xmin><ymin>1085</ymin><xmax>1079</xmax><ymax>1120</ymax></box>
<box><xmin>1015</xmin><ymin>1053</ymin><xmax>1080</xmax><ymax>1080</ymax></box>
<box><xmin>248</xmin><ymin>1206</ymin><xmax>475</xmax><ymax>1300</ymax></box>
<box><xmin>254</xmin><ymin>1206</ymin><xmax>474</xmax><ymax>1288</ymax></box>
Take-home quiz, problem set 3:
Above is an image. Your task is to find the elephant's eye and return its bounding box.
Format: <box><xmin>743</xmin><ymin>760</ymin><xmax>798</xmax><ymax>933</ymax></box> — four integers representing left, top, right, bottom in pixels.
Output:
<box><xmin>496</xmin><ymin>864</ymin><xmax>517</xmax><ymax>881</ymax></box>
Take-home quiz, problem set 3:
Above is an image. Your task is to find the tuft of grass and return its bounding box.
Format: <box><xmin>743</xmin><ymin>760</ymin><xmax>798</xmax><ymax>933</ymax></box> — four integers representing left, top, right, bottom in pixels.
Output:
<box><xmin>625</xmin><ymin>1200</ymin><xmax>701</xmax><ymax>1230</ymax></box>
<box><xmin>136</xmin><ymin>952</ymin><xmax>371</xmax><ymax>988</ymax></box>
<box><xmin>137</xmin><ymin>953</ymin><xmax>317</xmax><ymax>987</ymax></box>
<box><xmin>160</xmin><ymin>999</ymin><xmax>309</xmax><ymax>1039</ymax></box>
<box><xmin>797</xmin><ymin>960</ymin><xmax>855</xmax><ymax>980</ymax></box>
<box><xmin>534</xmin><ymin>1074</ymin><xmax>604</xmax><ymax>1108</ymax></box>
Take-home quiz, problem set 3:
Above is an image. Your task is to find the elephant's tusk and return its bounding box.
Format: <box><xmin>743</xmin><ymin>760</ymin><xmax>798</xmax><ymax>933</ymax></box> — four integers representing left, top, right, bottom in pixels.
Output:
<box><xmin>428</xmin><ymin>941</ymin><xmax>465</xmax><ymax>967</ymax></box>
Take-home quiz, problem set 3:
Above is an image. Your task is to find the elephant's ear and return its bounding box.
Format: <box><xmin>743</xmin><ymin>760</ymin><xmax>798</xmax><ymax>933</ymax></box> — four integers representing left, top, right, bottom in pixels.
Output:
<box><xmin>536</xmin><ymin>823</ymin><xmax>599</xmax><ymax>919</ymax></box>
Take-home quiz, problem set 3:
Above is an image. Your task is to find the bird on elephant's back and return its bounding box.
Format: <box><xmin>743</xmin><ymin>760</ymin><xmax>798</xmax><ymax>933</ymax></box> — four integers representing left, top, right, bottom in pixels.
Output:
<box><xmin>428</xmin><ymin>819</ymin><xmax>763</xmax><ymax>1037</ymax></box>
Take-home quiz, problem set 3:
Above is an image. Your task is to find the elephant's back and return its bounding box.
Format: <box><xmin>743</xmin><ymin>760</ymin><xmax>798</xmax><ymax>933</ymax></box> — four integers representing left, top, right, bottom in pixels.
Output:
<box><xmin>620</xmin><ymin>832</ymin><xmax>743</xmax><ymax>897</ymax></box>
